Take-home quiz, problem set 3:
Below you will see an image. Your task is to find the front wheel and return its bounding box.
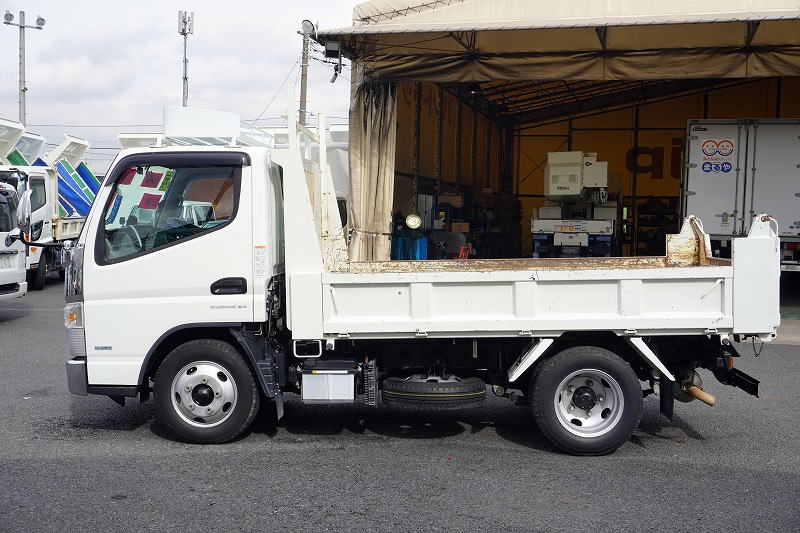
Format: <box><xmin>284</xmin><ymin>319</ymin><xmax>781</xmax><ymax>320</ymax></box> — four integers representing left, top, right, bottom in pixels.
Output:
<box><xmin>154</xmin><ymin>339</ymin><xmax>260</xmax><ymax>444</ymax></box>
<box><xmin>530</xmin><ymin>346</ymin><xmax>643</xmax><ymax>455</ymax></box>
<box><xmin>29</xmin><ymin>252</ymin><xmax>48</xmax><ymax>290</ymax></box>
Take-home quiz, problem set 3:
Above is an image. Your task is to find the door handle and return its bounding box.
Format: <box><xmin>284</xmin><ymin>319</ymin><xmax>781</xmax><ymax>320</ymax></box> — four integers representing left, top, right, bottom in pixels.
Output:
<box><xmin>210</xmin><ymin>277</ymin><xmax>247</xmax><ymax>295</ymax></box>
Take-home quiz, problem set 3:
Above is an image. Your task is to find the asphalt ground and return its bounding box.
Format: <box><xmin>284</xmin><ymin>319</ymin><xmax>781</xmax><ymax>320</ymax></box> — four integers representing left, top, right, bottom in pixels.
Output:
<box><xmin>1</xmin><ymin>278</ymin><xmax>799</xmax><ymax>532</ymax></box>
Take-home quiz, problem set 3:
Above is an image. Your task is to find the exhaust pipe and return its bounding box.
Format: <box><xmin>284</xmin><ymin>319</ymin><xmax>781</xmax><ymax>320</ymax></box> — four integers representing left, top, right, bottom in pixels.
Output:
<box><xmin>685</xmin><ymin>384</ymin><xmax>716</xmax><ymax>406</ymax></box>
<box><xmin>676</xmin><ymin>370</ymin><xmax>716</xmax><ymax>406</ymax></box>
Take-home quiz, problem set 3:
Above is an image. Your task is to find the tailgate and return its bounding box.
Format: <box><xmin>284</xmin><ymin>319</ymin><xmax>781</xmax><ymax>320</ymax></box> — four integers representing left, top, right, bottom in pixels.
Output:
<box><xmin>732</xmin><ymin>215</ymin><xmax>780</xmax><ymax>338</ymax></box>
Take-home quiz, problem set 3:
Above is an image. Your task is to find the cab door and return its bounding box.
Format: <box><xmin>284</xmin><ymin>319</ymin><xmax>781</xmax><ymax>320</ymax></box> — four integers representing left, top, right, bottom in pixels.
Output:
<box><xmin>82</xmin><ymin>152</ymin><xmax>254</xmax><ymax>386</ymax></box>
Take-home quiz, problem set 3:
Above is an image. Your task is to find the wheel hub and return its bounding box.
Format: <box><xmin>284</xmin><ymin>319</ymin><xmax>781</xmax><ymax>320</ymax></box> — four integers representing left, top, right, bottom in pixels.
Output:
<box><xmin>554</xmin><ymin>369</ymin><xmax>625</xmax><ymax>438</ymax></box>
<box><xmin>170</xmin><ymin>361</ymin><xmax>238</xmax><ymax>428</ymax></box>
<box><xmin>191</xmin><ymin>384</ymin><xmax>215</xmax><ymax>406</ymax></box>
<box><xmin>572</xmin><ymin>386</ymin><xmax>597</xmax><ymax>410</ymax></box>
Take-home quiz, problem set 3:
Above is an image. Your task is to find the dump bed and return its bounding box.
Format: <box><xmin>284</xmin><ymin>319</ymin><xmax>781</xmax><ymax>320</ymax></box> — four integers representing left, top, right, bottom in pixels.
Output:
<box><xmin>317</xmin><ymin>217</ymin><xmax>779</xmax><ymax>341</ymax></box>
<box><xmin>271</xmin><ymin>117</ymin><xmax>779</xmax><ymax>345</ymax></box>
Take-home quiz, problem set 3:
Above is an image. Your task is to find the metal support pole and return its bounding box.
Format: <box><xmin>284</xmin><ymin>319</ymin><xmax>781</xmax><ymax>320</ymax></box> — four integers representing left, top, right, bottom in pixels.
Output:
<box><xmin>455</xmin><ymin>99</ymin><xmax>462</xmax><ymax>187</ymax></box>
<box><xmin>299</xmin><ymin>31</ymin><xmax>309</xmax><ymax>125</ymax></box>
<box><xmin>471</xmin><ymin>106</ymin><xmax>478</xmax><ymax>186</ymax></box>
<box><xmin>435</xmin><ymin>86</ymin><xmax>443</xmax><ymax>206</ymax></box>
<box><xmin>18</xmin><ymin>11</ymin><xmax>25</xmax><ymax>125</ymax></box>
<box><xmin>177</xmin><ymin>11</ymin><xmax>193</xmax><ymax>108</ymax></box>
<box><xmin>182</xmin><ymin>32</ymin><xmax>189</xmax><ymax>107</ymax></box>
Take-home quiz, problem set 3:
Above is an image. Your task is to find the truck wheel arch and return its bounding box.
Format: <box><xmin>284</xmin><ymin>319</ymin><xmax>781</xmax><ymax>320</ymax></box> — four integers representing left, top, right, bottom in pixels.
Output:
<box><xmin>516</xmin><ymin>333</ymin><xmax>652</xmax><ymax>386</ymax></box>
<box><xmin>139</xmin><ymin>323</ymin><xmax>250</xmax><ymax>389</ymax></box>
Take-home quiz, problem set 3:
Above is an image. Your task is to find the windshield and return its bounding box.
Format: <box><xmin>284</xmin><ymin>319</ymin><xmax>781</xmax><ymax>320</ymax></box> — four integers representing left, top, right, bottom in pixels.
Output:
<box><xmin>0</xmin><ymin>171</ymin><xmax>23</xmax><ymax>196</ymax></box>
<box><xmin>0</xmin><ymin>190</ymin><xmax>17</xmax><ymax>233</ymax></box>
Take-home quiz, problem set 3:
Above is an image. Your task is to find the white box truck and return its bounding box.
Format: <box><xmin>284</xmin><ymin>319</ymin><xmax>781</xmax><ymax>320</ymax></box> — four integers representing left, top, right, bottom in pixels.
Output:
<box><xmin>7</xmin><ymin>109</ymin><xmax>777</xmax><ymax>455</ymax></box>
<box><xmin>683</xmin><ymin>118</ymin><xmax>800</xmax><ymax>270</ymax></box>
<box><xmin>0</xmin><ymin>117</ymin><xmax>100</xmax><ymax>289</ymax></box>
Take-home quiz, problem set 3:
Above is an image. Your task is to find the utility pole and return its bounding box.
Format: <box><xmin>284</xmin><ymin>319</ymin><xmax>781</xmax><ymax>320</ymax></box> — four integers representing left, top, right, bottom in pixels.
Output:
<box><xmin>299</xmin><ymin>20</ymin><xmax>315</xmax><ymax>125</ymax></box>
<box><xmin>178</xmin><ymin>11</ymin><xmax>194</xmax><ymax>107</ymax></box>
<box><xmin>4</xmin><ymin>11</ymin><xmax>46</xmax><ymax>126</ymax></box>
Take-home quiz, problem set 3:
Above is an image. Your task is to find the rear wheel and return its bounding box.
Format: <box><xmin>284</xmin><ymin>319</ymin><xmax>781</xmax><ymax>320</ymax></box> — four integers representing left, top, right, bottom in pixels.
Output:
<box><xmin>154</xmin><ymin>339</ymin><xmax>259</xmax><ymax>444</ymax></box>
<box><xmin>530</xmin><ymin>346</ymin><xmax>643</xmax><ymax>455</ymax></box>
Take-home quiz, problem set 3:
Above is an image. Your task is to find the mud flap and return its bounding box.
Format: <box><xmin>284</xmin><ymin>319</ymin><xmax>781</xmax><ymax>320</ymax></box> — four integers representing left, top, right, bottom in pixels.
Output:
<box><xmin>274</xmin><ymin>389</ymin><xmax>284</xmax><ymax>420</ymax></box>
<box><xmin>659</xmin><ymin>375</ymin><xmax>675</xmax><ymax>420</ymax></box>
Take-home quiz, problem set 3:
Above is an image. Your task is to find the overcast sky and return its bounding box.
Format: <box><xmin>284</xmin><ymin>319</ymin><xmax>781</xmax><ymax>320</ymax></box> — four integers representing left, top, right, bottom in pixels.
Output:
<box><xmin>0</xmin><ymin>0</ymin><xmax>355</xmax><ymax>172</ymax></box>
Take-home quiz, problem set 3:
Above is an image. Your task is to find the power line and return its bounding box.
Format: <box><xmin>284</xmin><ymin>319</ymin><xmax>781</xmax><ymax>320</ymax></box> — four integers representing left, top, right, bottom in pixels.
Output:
<box><xmin>248</xmin><ymin>59</ymin><xmax>300</xmax><ymax>128</ymax></box>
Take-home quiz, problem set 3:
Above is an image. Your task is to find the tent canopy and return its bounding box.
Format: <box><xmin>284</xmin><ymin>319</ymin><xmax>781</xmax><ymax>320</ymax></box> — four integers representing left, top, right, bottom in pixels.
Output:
<box><xmin>316</xmin><ymin>0</ymin><xmax>800</xmax><ymax>82</ymax></box>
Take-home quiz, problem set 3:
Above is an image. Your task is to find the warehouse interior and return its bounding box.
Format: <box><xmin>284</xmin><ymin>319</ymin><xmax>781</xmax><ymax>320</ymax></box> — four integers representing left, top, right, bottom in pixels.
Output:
<box><xmin>316</xmin><ymin>1</ymin><xmax>800</xmax><ymax>262</ymax></box>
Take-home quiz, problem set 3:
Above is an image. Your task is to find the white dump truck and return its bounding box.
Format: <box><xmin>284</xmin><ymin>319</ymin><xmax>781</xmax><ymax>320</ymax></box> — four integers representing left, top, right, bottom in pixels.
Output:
<box><xmin>5</xmin><ymin>107</ymin><xmax>775</xmax><ymax>455</ymax></box>
<box><xmin>683</xmin><ymin>118</ymin><xmax>800</xmax><ymax>271</ymax></box>
<box><xmin>0</xmin><ymin>117</ymin><xmax>99</xmax><ymax>289</ymax></box>
<box><xmin>0</xmin><ymin>182</ymin><xmax>26</xmax><ymax>300</ymax></box>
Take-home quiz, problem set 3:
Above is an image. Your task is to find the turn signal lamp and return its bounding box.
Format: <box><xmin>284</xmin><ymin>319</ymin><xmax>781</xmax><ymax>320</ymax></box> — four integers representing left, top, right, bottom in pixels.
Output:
<box><xmin>64</xmin><ymin>303</ymin><xmax>83</xmax><ymax>329</ymax></box>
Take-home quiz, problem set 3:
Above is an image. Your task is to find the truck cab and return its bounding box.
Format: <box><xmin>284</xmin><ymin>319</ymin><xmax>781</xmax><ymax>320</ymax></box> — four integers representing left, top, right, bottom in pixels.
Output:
<box><xmin>0</xmin><ymin>117</ymin><xmax>95</xmax><ymax>289</ymax></box>
<box><xmin>0</xmin><ymin>182</ymin><xmax>26</xmax><ymax>300</ymax></box>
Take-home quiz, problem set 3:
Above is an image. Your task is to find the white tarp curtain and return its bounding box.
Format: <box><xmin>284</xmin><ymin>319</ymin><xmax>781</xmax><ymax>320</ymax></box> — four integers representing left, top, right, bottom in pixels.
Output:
<box><xmin>349</xmin><ymin>0</ymin><xmax>799</xmax><ymax>29</ymax></box>
<box><xmin>318</xmin><ymin>1</ymin><xmax>800</xmax><ymax>82</ymax></box>
<box><xmin>348</xmin><ymin>80</ymin><xmax>397</xmax><ymax>262</ymax></box>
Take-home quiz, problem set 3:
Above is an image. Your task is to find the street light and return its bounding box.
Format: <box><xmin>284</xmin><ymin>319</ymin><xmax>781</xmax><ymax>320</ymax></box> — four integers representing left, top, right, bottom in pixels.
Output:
<box><xmin>3</xmin><ymin>11</ymin><xmax>46</xmax><ymax>125</ymax></box>
<box><xmin>298</xmin><ymin>20</ymin><xmax>315</xmax><ymax>124</ymax></box>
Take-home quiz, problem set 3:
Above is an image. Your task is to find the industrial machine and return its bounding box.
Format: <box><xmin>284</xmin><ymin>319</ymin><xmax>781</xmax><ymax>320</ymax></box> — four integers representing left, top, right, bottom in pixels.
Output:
<box><xmin>531</xmin><ymin>151</ymin><xmax>618</xmax><ymax>258</ymax></box>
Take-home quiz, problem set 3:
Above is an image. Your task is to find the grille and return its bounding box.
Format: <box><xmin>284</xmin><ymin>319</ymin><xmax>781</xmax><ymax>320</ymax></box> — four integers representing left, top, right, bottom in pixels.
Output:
<box><xmin>68</xmin><ymin>329</ymin><xmax>87</xmax><ymax>358</ymax></box>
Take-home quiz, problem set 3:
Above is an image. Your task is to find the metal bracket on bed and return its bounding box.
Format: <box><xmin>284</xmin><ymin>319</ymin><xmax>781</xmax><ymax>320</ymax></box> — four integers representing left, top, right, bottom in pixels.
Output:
<box><xmin>507</xmin><ymin>338</ymin><xmax>554</xmax><ymax>383</ymax></box>
<box><xmin>625</xmin><ymin>337</ymin><xmax>675</xmax><ymax>381</ymax></box>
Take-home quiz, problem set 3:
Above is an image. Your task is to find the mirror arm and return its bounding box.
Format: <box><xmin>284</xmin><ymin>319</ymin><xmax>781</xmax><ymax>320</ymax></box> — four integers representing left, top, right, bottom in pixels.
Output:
<box><xmin>9</xmin><ymin>232</ymin><xmax>65</xmax><ymax>249</ymax></box>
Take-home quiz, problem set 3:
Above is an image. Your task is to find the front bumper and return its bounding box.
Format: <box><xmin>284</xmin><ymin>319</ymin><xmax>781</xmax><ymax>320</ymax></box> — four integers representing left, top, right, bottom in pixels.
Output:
<box><xmin>0</xmin><ymin>281</ymin><xmax>26</xmax><ymax>301</ymax></box>
<box><xmin>66</xmin><ymin>356</ymin><xmax>88</xmax><ymax>395</ymax></box>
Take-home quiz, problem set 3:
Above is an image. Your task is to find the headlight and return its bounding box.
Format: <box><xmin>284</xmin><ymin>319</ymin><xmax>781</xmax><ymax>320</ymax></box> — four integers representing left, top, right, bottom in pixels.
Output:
<box><xmin>64</xmin><ymin>302</ymin><xmax>84</xmax><ymax>329</ymax></box>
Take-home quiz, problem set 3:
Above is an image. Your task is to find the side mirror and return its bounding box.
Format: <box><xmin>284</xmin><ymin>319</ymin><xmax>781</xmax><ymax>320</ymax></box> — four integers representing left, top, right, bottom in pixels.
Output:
<box><xmin>16</xmin><ymin>189</ymin><xmax>32</xmax><ymax>235</ymax></box>
<box><xmin>119</xmin><ymin>216</ymin><xmax>126</xmax><ymax>225</ymax></box>
<box><xmin>4</xmin><ymin>228</ymin><xmax>20</xmax><ymax>248</ymax></box>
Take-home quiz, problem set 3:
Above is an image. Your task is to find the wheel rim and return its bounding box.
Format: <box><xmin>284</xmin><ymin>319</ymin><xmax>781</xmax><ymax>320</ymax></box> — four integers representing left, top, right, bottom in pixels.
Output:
<box><xmin>170</xmin><ymin>361</ymin><xmax>238</xmax><ymax>428</ymax></box>
<box><xmin>553</xmin><ymin>368</ymin><xmax>624</xmax><ymax>438</ymax></box>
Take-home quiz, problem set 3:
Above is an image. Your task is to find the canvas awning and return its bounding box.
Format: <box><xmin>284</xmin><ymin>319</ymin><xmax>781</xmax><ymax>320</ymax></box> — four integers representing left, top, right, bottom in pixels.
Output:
<box><xmin>316</xmin><ymin>0</ymin><xmax>800</xmax><ymax>81</ymax></box>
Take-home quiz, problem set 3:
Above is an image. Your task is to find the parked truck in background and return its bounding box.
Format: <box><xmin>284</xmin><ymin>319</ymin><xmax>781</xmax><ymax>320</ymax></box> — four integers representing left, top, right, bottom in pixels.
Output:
<box><xmin>6</xmin><ymin>107</ymin><xmax>776</xmax><ymax>455</ymax></box>
<box><xmin>683</xmin><ymin>118</ymin><xmax>800</xmax><ymax>271</ymax></box>
<box><xmin>0</xmin><ymin>182</ymin><xmax>26</xmax><ymax>300</ymax></box>
<box><xmin>0</xmin><ymin>117</ymin><xmax>100</xmax><ymax>289</ymax></box>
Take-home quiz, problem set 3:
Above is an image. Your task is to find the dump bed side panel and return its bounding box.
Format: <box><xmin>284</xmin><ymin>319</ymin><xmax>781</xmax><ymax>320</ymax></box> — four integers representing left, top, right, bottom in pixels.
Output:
<box><xmin>321</xmin><ymin>267</ymin><xmax>733</xmax><ymax>339</ymax></box>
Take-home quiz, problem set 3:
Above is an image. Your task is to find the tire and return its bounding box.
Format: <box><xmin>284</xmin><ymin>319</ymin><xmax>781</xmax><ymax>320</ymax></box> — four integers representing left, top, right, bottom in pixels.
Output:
<box><xmin>29</xmin><ymin>252</ymin><xmax>48</xmax><ymax>291</ymax></box>
<box><xmin>154</xmin><ymin>339</ymin><xmax>260</xmax><ymax>444</ymax></box>
<box><xmin>530</xmin><ymin>346</ymin><xmax>643</xmax><ymax>456</ymax></box>
<box><xmin>382</xmin><ymin>375</ymin><xmax>486</xmax><ymax>409</ymax></box>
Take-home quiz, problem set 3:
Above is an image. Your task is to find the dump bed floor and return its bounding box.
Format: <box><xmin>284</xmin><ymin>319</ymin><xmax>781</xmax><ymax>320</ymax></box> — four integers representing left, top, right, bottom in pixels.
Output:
<box><xmin>337</xmin><ymin>217</ymin><xmax>730</xmax><ymax>273</ymax></box>
<box><xmin>343</xmin><ymin>256</ymin><xmax>731</xmax><ymax>273</ymax></box>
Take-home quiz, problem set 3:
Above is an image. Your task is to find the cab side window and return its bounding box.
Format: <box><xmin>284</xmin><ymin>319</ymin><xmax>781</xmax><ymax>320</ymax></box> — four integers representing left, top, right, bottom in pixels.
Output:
<box><xmin>30</xmin><ymin>177</ymin><xmax>46</xmax><ymax>211</ymax></box>
<box><xmin>100</xmin><ymin>164</ymin><xmax>238</xmax><ymax>262</ymax></box>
